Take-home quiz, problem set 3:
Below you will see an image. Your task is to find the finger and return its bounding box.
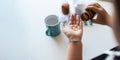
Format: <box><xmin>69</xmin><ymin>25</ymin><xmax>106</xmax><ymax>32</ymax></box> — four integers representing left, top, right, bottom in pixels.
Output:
<box><xmin>69</xmin><ymin>14</ymin><xmax>74</xmax><ymax>25</ymax></box>
<box><xmin>76</xmin><ymin>15</ymin><xmax>80</xmax><ymax>26</ymax></box>
<box><xmin>73</xmin><ymin>13</ymin><xmax>77</xmax><ymax>24</ymax></box>
<box><xmin>88</xmin><ymin>3</ymin><xmax>101</xmax><ymax>8</ymax></box>
<box><xmin>94</xmin><ymin>3</ymin><xmax>101</xmax><ymax>7</ymax></box>
<box><xmin>79</xmin><ymin>20</ymin><xmax>83</xmax><ymax>30</ymax></box>
<box><xmin>85</xmin><ymin>6</ymin><xmax>101</xmax><ymax>14</ymax></box>
<box><xmin>61</xmin><ymin>23</ymin><xmax>65</xmax><ymax>30</ymax></box>
<box><xmin>62</xmin><ymin>23</ymin><xmax>71</xmax><ymax>36</ymax></box>
<box><xmin>62</xmin><ymin>23</ymin><xmax>69</xmax><ymax>34</ymax></box>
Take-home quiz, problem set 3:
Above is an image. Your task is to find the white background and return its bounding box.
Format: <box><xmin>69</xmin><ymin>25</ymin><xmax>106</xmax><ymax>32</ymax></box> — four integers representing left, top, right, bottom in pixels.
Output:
<box><xmin>0</xmin><ymin>0</ymin><xmax>118</xmax><ymax>60</ymax></box>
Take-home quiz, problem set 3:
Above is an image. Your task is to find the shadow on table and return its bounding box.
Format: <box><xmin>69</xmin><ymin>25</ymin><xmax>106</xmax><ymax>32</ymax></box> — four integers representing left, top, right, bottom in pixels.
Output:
<box><xmin>51</xmin><ymin>32</ymin><xmax>68</xmax><ymax>47</ymax></box>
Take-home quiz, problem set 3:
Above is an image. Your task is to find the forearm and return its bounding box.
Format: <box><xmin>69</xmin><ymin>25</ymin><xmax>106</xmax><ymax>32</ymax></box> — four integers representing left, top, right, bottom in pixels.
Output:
<box><xmin>67</xmin><ymin>42</ymin><xmax>83</xmax><ymax>60</ymax></box>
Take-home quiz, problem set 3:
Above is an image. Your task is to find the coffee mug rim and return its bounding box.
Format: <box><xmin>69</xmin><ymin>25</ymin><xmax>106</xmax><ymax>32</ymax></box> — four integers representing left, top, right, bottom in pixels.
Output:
<box><xmin>45</xmin><ymin>15</ymin><xmax>59</xmax><ymax>26</ymax></box>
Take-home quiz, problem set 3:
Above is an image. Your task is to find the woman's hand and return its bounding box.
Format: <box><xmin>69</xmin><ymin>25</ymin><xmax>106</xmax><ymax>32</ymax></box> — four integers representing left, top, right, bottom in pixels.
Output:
<box><xmin>86</xmin><ymin>3</ymin><xmax>111</xmax><ymax>27</ymax></box>
<box><xmin>62</xmin><ymin>13</ymin><xmax>83</xmax><ymax>41</ymax></box>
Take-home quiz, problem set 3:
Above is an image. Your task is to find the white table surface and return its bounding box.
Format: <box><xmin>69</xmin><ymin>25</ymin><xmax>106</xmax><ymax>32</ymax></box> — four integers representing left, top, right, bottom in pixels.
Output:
<box><xmin>0</xmin><ymin>0</ymin><xmax>118</xmax><ymax>60</ymax></box>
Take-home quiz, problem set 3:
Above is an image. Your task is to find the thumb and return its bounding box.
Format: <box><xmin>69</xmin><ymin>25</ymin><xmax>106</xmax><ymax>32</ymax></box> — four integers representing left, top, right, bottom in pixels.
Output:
<box><xmin>86</xmin><ymin>6</ymin><xmax>101</xmax><ymax>14</ymax></box>
<box><xmin>61</xmin><ymin>23</ymin><xmax>67</xmax><ymax>33</ymax></box>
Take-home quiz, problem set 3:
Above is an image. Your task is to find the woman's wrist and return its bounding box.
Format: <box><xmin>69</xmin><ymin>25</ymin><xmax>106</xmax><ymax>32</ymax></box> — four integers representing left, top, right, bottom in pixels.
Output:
<box><xmin>69</xmin><ymin>38</ymin><xmax>82</xmax><ymax>44</ymax></box>
<box><xmin>105</xmin><ymin>13</ymin><xmax>112</xmax><ymax>27</ymax></box>
<box><xmin>69</xmin><ymin>41</ymin><xmax>83</xmax><ymax>47</ymax></box>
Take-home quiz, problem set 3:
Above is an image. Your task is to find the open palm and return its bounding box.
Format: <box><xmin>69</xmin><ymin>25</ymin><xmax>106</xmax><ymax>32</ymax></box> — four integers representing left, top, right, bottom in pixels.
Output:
<box><xmin>62</xmin><ymin>14</ymin><xmax>83</xmax><ymax>41</ymax></box>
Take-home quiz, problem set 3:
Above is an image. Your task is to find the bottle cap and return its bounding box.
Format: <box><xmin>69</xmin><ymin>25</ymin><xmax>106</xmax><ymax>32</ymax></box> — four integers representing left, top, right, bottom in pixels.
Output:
<box><xmin>81</xmin><ymin>12</ymin><xmax>90</xmax><ymax>21</ymax></box>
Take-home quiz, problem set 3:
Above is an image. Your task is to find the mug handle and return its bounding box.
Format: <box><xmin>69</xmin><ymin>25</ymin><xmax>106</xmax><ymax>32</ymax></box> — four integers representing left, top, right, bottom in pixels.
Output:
<box><xmin>46</xmin><ymin>29</ymin><xmax>52</xmax><ymax>36</ymax></box>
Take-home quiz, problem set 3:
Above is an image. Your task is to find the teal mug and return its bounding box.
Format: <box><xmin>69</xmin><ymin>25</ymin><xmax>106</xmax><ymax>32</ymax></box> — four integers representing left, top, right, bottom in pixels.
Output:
<box><xmin>45</xmin><ymin>15</ymin><xmax>61</xmax><ymax>37</ymax></box>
